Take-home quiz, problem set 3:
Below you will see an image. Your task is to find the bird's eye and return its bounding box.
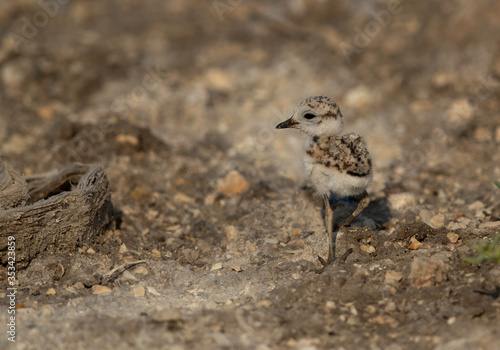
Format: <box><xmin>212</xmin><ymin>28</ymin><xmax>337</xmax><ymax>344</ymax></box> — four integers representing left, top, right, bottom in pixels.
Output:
<box><xmin>304</xmin><ymin>113</ymin><xmax>316</xmax><ymax>120</ymax></box>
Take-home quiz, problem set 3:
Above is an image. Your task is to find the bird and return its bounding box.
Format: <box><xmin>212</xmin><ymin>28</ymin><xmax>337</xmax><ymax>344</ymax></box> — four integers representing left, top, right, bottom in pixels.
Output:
<box><xmin>276</xmin><ymin>96</ymin><xmax>372</xmax><ymax>268</ymax></box>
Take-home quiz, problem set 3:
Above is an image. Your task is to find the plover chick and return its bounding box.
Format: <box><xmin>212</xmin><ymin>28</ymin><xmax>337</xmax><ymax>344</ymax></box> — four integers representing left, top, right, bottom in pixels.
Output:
<box><xmin>276</xmin><ymin>96</ymin><xmax>372</xmax><ymax>268</ymax></box>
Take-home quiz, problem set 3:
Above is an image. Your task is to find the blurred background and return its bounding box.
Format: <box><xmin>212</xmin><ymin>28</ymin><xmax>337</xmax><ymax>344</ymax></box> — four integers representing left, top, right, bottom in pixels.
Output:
<box><xmin>1</xmin><ymin>1</ymin><xmax>500</xmax><ymax>349</ymax></box>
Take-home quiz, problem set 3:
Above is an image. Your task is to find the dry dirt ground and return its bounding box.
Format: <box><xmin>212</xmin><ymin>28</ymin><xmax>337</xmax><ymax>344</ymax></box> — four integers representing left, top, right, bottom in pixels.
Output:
<box><xmin>1</xmin><ymin>1</ymin><xmax>500</xmax><ymax>349</ymax></box>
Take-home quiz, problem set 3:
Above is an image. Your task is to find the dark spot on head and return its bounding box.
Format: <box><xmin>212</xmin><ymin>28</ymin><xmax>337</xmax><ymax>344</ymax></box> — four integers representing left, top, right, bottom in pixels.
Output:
<box><xmin>313</xmin><ymin>136</ymin><xmax>319</xmax><ymax>142</ymax></box>
<box><xmin>324</xmin><ymin>111</ymin><xmax>337</xmax><ymax>119</ymax></box>
<box><xmin>306</xmin><ymin>149</ymin><xmax>314</xmax><ymax>156</ymax></box>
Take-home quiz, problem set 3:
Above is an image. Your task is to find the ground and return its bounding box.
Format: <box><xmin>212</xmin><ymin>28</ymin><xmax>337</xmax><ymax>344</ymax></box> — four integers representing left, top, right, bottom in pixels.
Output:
<box><xmin>1</xmin><ymin>0</ymin><xmax>500</xmax><ymax>349</ymax></box>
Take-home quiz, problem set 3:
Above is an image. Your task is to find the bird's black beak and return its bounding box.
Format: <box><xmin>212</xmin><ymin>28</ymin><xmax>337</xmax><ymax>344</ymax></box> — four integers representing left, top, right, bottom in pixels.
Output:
<box><xmin>276</xmin><ymin>117</ymin><xmax>299</xmax><ymax>129</ymax></box>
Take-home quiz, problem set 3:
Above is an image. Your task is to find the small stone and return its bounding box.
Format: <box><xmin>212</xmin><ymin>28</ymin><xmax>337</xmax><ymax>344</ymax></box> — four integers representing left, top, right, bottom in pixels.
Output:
<box><xmin>366</xmin><ymin>305</ymin><xmax>377</xmax><ymax>314</ymax></box>
<box><xmin>119</xmin><ymin>243</ymin><xmax>128</xmax><ymax>254</ymax></box>
<box><xmin>231</xmin><ymin>266</ymin><xmax>242</xmax><ymax>272</ymax></box>
<box><xmin>388</xmin><ymin>192</ymin><xmax>416</xmax><ymax>211</ymax></box>
<box><xmin>495</xmin><ymin>126</ymin><xmax>500</xmax><ymax>143</ymax></box>
<box><xmin>225</xmin><ymin>225</ymin><xmax>239</xmax><ymax>240</ymax></box>
<box><xmin>447</xmin><ymin>316</ymin><xmax>456</xmax><ymax>325</ymax></box>
<box><xmin>257</xmin><ymin>300</ymin><xmax>272</xmax><ymax>308</ymax></box>
<box><xmin>86</xmin><ymin>247</ymin><xmax>96</xmax><ymax>255</ymax></box>
<box><xmin>211</xmin><ymin>262</ymin><xmax>223</xmax><ymax>271</ymax></box>
<box><xmin>419</xmin><ymin>209</ymin><xmax>434</xmax><ymax>224</ymax></box>
<box><xmin>174</xmin><ymin>193</ymin><xmax>195</xmax><ymax>204</ymax></box>
<box><xmin>385</xmin><ymin>302</ymin><xmax>397</xmax><ymax>313</ymax></box>
<box><xmin>468</xmin><ymin>200</ymin><xmax>485</xmax><ymax>211</ymax></box>
<box><xmin>385</xmin><ymin>270</ymin><xmax>403</xmax><ymax>285</ymax></box>
<box><xmin>409</xmin><ymin>256</ymin><xmax>447</xmax><ymax>289</ymax></box>
<box><xmin>360</xmin><ymin>244</ymin><xmax>376</xmax><ymax>253</ymax></box>
<box><xmin>46</xmin><ymin>288</ymin><xmax>56</xmax><ymax>295</ymax></box>
<box><xmin>325</xmin><ymin>301</ymin><xmax>336</xmax><ymax>311</ymax></box>
<box><xmin>474</xmin><ymin>127</ymin><xmax>492</xmax><ymax>142</ymax></box>
<box><xmin>116</xmin><ymin>134</ymin><xmax>139</xmax><ymax>146</ymax></box>
<box><xmin>132</xmin><ymin>285</ymin><xmax>145</xmax><ymax>297</ymax></box>
<box><xmin>407</xmin><ymin>236</ymin><xmax>422</xmax><ymax>250</ymax></box>
<box><xmin>41</xmin><ymin>306</ymin><xmax>53</xmax><ymax>315</ymax></box>
<box><xmin>133</xmin><ymin>266</ymin><xmax>149</xmax><ymax>275</ymax></box>
<box><xmin>446</xmin><ymin>232</ymin><xmax>459</xmax><ymax>243</ymax></box>
<box><xmin>446</xmin><ymin>99</ymin><xmax>474</xmax><ymax>126</ymax></box>
<box><xmin>446</xmin><ymin>221</ymin><xmax>463</xmax><ymax>230</ymax></box>
<box><xmin>147</xmin><ymin>286</ymin><xmax>161</xmax><ymax>296</ymax></box>
<box><xmin>151</xmin><ymin>309</ymin><xmax>182</xmax><ymax>323</ymax></box>
<box><xmin>344</xmin><ymin>85</ymin><xmax>374</xmax><ymax>110</ymax></box>
<box><xmin>73</xmin><ymin>282</ymin><xmax>85</xmax><ymax>290</ymax></box>
<box><xmin>216</xmin><ymin>171</ymin><xmax>249</xmax><ymax>196</ymax></box>
<box><xmin>204</xmin><ymin>68</ymin><xmax>233</xmax><ymax>92</ymax></box>
<box><xmin>151</xmin><ymin>249</ymin><xmax>162</xmax><ymax>258</ymax></box>
<box><xmin>479</xmin><ymin>221</ymin><xmax>500</xmax><ymax>229</ymax></box>
<box><xmin>264</xmin><ymin>238</ymin><xmax>279</xmax><ymax>245</ymax></box>
<box><xmin>37</xmin><ymin>105</ymin><xmax>54</xmax><ymax>119</ymax></box>
<box><xmin>65</xmin><ymin>286</ymin><xmax>78</xmax><ymax>294</ymax></box>
<box><xmin>370</xmin><ymin>315</ymin><xmax>398</xmax><ymax>326</ymax></box>
<box><xmin>92</xmin><ymin>285</ymin><xmax>112</xmax><ymax>295</ymax></box>
<box><xmin>428</xmin><ymin>213</ymin><xmax>445</xmax><ymax>229</ymax></box>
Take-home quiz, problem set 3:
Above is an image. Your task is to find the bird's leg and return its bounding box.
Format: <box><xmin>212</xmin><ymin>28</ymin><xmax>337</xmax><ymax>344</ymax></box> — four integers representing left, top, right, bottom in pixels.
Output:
<box><xmin>318</xmin><ymin>194</ymin><xmax>336</xmax><ymax>267</ymax></box>
<box><xmin>340</xmin><ymin>191</ymin><xmax>370</xmax><ymax>227</ymax></box>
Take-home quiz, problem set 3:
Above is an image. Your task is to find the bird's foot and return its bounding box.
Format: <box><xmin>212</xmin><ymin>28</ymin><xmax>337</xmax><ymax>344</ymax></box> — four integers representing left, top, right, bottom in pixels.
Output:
<box><xmin>313</xmin><ymin>254</ymin><xmax>335</xmax><ymax>274</ymax></box>
<box><xmin>312</xmin><ymin>248</ymin><xmax>353</xmax><ymax>274</ymax></box>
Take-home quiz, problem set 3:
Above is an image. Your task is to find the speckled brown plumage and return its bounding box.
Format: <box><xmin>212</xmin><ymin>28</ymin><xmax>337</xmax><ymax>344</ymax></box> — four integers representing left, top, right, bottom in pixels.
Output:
<box><xmin>305</xmin><ymin>133</ymin><xmax>372</xmax><ymax>178</ymax></box>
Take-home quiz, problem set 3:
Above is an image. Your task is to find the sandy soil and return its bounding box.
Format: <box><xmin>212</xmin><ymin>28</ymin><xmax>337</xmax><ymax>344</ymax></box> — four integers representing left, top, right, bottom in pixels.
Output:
<box><xmin>1</xmin><ymin>1</ymin><xmax>500</xmax><ymax>349</ymax></box>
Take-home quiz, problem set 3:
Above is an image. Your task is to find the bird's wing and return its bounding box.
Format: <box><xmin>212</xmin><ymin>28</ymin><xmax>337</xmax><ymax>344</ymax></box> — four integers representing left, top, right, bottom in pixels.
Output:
<box><xmin>328</xmin><ymin>133</ymin><xmax>372</xmax><ymax>177</ymax></box>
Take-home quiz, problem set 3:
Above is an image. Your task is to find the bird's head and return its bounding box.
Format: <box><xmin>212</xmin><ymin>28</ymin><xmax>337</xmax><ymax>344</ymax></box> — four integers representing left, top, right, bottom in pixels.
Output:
<box><xmin>276</xmin><ymin>96</ymin><xmax>344</xmax><ymax>137</ymax></box>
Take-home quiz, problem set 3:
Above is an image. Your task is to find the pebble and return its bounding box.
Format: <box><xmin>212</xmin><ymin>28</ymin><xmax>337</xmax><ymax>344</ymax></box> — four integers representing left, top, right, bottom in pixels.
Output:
<box><xmin>366</xmin><ymin>305</ymin><xmax>377</xmax><ymax>314</ymax></box>
<box><xmin>174</xmin><ymin>193</ymin><xmax>195</xmax><ymax>204</ymax></box>
<box><xmin>116</xmin><ymin>134</ymin><xmax>139</xmax><ymax>146</ymax></box>
<box><xmin>133</xmin><ymin>266</ymin><xmax>149</xmax><ymax>275</ymax></box>
<box><xmin>216</xmin><ymin>170</ymin><xmax>249</xmax><ymax>196</ymax></box>
<box><xmin>46</xmin><ymin>288</ymin><xmax>56</xmax><ymax>295</ymax></box>
<box><xmin>211</xmin><ymin>262</ymin><xmax>223</xmax><ymax>271</ymax></box>
<box><xmin>325</xmin><ymin>301</ymin><xmax>336</xmax><ymax>311</ymax></box>
<box><xmin>446</xmin><ymin>232</ymin><xmax>459</xmax><ymax>243</ymax></box>
<box><xmin>407</xmin><ymin>236</ymin><xmax>422</xmax><ymax>250</ymax></box>
<box><xmin>495</xmin><ymin>126</ymin><xmax>500</xmax><ymax>143</ymax></box>
<box><xmin>479</xmin><ymin>221</ymin><xmax>500</xmax><ymax>229</ymax></box>
<box><xmin>446</xmin><ymin>221</ymin><xmax>463</xmax><ymax>230</ymax></box>
<box><xmin>73</xmin><ymin>282</ymin><xmax>85</xmax><ymax>290</ymax></box>
<box><xmin>468</xmin><ymin>200</ymin><xmax>485</xmax><ymax>211</ymax></box>
<box><xmin>151</xmin><ymin>249</ymin><xmax>162</xmax><ymax>258</ymax></box>
<box><xmin>86</xmin><ymin>247</ymin><xmax>96</xmax><ymax>255</ymax></box>
<box><xmin>204</xmin><ymin>68</ymin><xmax>233</xmax><ymax>92</ymax></box>
<box><xmin>119</xmin><ymin>243</ymin><xmax>128</xmax><ymax>254</ymax></box>
<box><xmin>360</xmin><ymin>244</ymin><xmax>376</xmax><ymax>254</ymax></box>
<box><xmin>264</xmin><ymin>238</ymin><xmax>279</xmax><ymax>245</ymax></box>
<box><xmin>231</xmin><ymin>266</ymin><xmax>242</xmax><ymax>272</ymax></box>
<box><xmin>384</xmin><ymin>302</ymin><xmax>397</xmax><ymax>313</ymax></box>
<box><xmin>474</xmin><ymin>127</ymin><xmax>492</xmax><ymax>142</ymax></box>
<box><xmin>92</xmin><ymin>285</ymin><xmax>112</xmax><ymax>295</ymax></box>
<box><xmin>151</xmin><ymin>309</ymin><xmax>182</xmax><ymax>323</ymax></box>
<box><xmin>146</xmin><ymin>286</ymin><xmax>161</xmax><ymax>296</ymax></box>
<box><xmin>132</xmin><ymin>285</ymin><xmax>145</xmax><ymax>297</ymax></box>
<box><xmin>428</xmin><ymin>213</ymin><xmax>445</xmax><ymax>229</ymax></box>
<box><xmin>385</xmin><ymin>270</ymin><xmax>403</xmax><ymax>285</ymax></box>
<box><xmin>344</xmin><ymin>86</ymin><xmax>375</xmax><ymax>110</ymax></box>
<box><xmin>445</xmin><ymin>99</ymin><xmax>474</xmax><ymax>126</ymax></box>
<box><xmin>409</xmin><ymin>256</ymin><xmax>447</xmax><ymax>289</ymax></box>
<box><xmin>225</xmin><ymin>225</ymin><xmax>239</xmax><ymax>240</ymax></box>
<box><xmin>388</xmin><ymin>192</ymin><xmax>416</xmax><ymax>211</ymax></box>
